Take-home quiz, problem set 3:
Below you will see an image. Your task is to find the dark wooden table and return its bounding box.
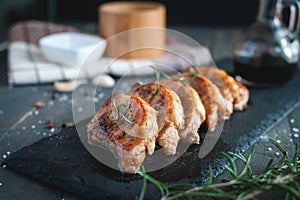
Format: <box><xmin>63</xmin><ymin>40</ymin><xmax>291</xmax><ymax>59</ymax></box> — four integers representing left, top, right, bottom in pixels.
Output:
<box><xmin>0</xmin><ymin>25</ymin><xmax>299</xmax><ymax>200</ymax></box>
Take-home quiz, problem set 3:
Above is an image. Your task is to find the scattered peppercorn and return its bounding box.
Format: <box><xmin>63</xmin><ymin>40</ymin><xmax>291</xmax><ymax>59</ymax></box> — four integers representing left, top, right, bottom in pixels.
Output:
<box><xmin>47</xmin><ymin>119</ymin><xmax>53</xmax><ymax>129</ymax></box>
<box><xmin>35</xmin><ymin>101</ymin><xmax>43</xmax><ymax>108</ymax></box>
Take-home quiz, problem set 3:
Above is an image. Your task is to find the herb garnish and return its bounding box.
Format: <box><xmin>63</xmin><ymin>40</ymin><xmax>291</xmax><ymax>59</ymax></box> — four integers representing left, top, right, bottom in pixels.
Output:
<box><xmin>112</xmin><ymin>99</ymin><xmax>133</xmax><ymax>125</ymax></box>
<box><xmin>149</xmin><ymin>66</ymin><xmax>162</xmax><ymax>100</ymax></box>
<box><xmin>149</xmin><ymin>65</ymin><xmax>190</xmax><ymax>89</ymax></box>
<box><xmin>135</xmin><ymin>138</ymin><xmax>300</xmax><ymax>200</ymax></box>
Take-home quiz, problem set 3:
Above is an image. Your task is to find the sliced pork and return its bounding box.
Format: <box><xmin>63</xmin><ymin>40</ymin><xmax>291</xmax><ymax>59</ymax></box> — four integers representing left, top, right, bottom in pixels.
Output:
<box><xmin>129</xmin><ymin>82</ymin><xmax>184</xmax><ymax>155</ymax></box>
<box><xmin>87</xmin><ymin>93</ymin><xmax>158</xmax><ymax>173</ymax></box>
<box><xmin>173</xmin><ymin>74</ymin><xmax>227</xmax><ymax>131</ymax></box>
<box><xmin>159</xmin><ymin>79</ymin><xmax>206</xmax><ymax>144</ymax></box>
<box><xmin>184</xmin><ymin>67</ymin><xmax>249</xmax><ymax>111</ymax></box>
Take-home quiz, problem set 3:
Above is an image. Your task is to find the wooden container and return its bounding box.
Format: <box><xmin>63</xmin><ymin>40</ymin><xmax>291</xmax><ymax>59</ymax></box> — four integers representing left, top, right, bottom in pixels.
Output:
<box><xmin>99</xmin><ymin>1</ymin><xmax>166</xmax><ymax>59</ymax></box>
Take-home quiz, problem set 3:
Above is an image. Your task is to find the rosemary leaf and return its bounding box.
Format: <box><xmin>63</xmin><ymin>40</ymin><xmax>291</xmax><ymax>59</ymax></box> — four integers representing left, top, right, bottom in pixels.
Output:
<box><xmin>119</xmin><ymin>104</ymin><xmax>133</xmax><ymax>125</ymax></box>
<box><xmin>112</xmin><ymin>99</ymin><xmax>119</xmax><ymax>120</ymax></box>
<box><xmin>138</xmin><ymin>166</ymin><xmax>147</xmax><ymax>200</ymax></box>
<box><xmin>264</xmin><ymin>158</ymin><xmax>274</xmax><ymax>172</ymax></box>
<box><xmin>269</xmin><ymin>138</ymin><xmax>288</xmax><ymax>156</ymax></box>
<box><xmin>161</xmin><ymin>71</ymin><xmax>171</xmax><ymax>79</ymax></box>
<box><xmin>221</xmin><ymin>152</ymin><xmax>238</xmax><ymax>178</ymax></box>
<box><xmin>292</xmin><ymin>143</ymin><xmax>299</xmax><ymax>173</ymax></box>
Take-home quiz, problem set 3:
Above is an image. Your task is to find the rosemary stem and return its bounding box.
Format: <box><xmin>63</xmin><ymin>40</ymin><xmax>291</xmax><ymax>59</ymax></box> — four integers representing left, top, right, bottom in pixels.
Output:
<box><xmin>241</xmin><ymin>173</ymin><xmax>298</xmax><ymax>200</ymax></box>
<box><xmin>165</xmin><ymin>180</ymin><xmax>238</xmax><ymax>200</ymax></box>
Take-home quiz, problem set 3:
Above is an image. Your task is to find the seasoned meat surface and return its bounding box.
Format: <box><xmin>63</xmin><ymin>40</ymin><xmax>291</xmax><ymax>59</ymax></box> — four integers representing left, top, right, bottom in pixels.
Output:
<box><xmin>175</xmin><ymin>74</ymin><xmax>227</xmax><ymax>131</ymax></box>
<box><xmin>182</xmin><ymin>67</ymin><xmax>233</xmax><ymax>117</ymax></box>
<box><xmin>87</xmin><ymin>93</ymin><xmax>158</xmax><ymax>173</ymax></box>
<box><xmin>129</xmin><ymin>82</ymin><xmax>184</xmax><ymax>155</ymax></box>
<box><xmin>159</xmin><ymin>79</ymin><xmax>206</xmax><ymax>144</ymax></box>
<box><xmin>185</xmin><ymin>67</ymin><xmax>249</xmax><ymax>111</ymax></box>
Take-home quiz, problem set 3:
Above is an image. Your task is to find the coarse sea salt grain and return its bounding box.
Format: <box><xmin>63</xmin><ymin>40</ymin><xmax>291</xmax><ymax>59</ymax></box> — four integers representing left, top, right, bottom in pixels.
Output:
<box><xmin>0</xmin><ymin>182</ymin><xmax>2</xmax><ymax>186</ymax></box>
<box><xmin>267</xmin><ymin>147</ymin><xmax>272</xmax><ymax>151</ymax></box>
<box><xmin>259</xmin><ymin>135</ymin><xmax>268</xmax><ymax>141</ymax></box>
<box><xmin>290</xmin><ymin>118</ymin><xmax>295</xmax><ymax>123</ymax></box>
<box><xmin>276</xmin><ymin>140</ymin><xmax>281</xmax><ymax>144</ymax></box>
<box><xmin>292</xmin><ymin>127</ymin><xmax>300</xmax><ymax>132</ymax></box>
<box><xmin>294</xmin><ymin>133</ymin><xmax>299</xmax><ymax>138</ymax></box>
<box><xmin>2</xmin><ymin>155</ymin><xmax>7</xmax><ymax>159</ymax></box>
<box><xmin>98</xmin><ymin>93</ymin><xmax>105</xmax><ymax>99</ymax></box>
<box><xmin>32</xmin><ymin>125</ymin><xmax>36</xmax><ymax>129</ymax></box>
<box><xmin>275</xmin><ymin>152</ymin><xmax>280</xmax><ymax>156</ymax></box>
<box><xmin>48</xmin><ymin>100</ymin><xmax>54</xmax><ymax>106</ymax></box>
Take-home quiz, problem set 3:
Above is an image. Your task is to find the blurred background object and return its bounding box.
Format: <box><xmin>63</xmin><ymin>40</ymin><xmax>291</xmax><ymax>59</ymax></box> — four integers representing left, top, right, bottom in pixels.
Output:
<box><xmin>0</xmin><ymin>0</ymin><xmax>259</xmax><ymax>42</ymax></box>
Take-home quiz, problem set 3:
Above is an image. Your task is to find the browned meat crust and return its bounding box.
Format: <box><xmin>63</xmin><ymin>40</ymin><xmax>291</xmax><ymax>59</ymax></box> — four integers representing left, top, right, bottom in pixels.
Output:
<box><xmin>159</xmin><ymin>79</ymin><xmax>206</xmax><ymax>144</ymax></box>
<box><xmin>129</xmin><ymin>82</ymin><xmax>184</xmax><ymax>155</ymax></box>
<box><xmin>176</xmin><ymin>74</ymin><xmax>227</xmax><ymax>131</ymax></box>
<box><xmin>184</xmin><ymin>67</ymin><xmax>249</xmax><ymax>111</ymax></box>
<box><xmin>86</xmin><ymin>93</ymin><xmax>158</xmax><ymax>173</ymax></box>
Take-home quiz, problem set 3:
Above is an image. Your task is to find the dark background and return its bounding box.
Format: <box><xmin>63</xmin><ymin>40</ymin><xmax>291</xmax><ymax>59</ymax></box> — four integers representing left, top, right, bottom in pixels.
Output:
<box><xmin>0</xmin><ymin>0</ymin><xmax>259</xmax><ymax>42</ymax></box>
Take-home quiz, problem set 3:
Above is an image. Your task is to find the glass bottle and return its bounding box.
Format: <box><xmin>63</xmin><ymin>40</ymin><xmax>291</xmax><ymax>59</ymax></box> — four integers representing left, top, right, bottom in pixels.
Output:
<box><xmin>233</xmin><ymin>0</ymin><xmax>300</xmax><ymax>86</ymax></box>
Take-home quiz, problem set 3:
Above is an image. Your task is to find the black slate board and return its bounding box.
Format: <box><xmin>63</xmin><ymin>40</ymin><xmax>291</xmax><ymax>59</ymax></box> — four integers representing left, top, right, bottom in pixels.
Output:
<box><xmin>5</xmin><ymin>68</ymin><xmax>300</xmax><ymax>199</ymax></box>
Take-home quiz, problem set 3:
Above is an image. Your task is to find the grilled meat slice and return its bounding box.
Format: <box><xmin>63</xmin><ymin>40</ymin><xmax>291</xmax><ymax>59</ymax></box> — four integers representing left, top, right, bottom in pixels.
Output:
<box><xmin>129</xmin><ymin>82</ymin><xmax>184</xmax><ymax>155</ymax></box>
<box><xmin>229</xmin><ymin>77</ymin><xmax>249</xmax><ymax>111</ymax></box>
<box><xmin>159</xmin><ymin>79</ymin><xmax>206</xmax><ymax>144</ymax></box>
<box><xmin>184</xmin><ymin>67</ymin><xmax>249</xmax><ymax>111</ymax></box>
<box><xmin>183</xmin><ymin>67</ymin><xmax>233</xmax><ymax>117</ymax></box>
<box><xmin>175</xmin><ymin>74</ymin><xmax>227</xmax><ymax>131</ymax></box>
<box><xmin>87</xmin><ymin>93</ymin><xmax>158</xmax><ymax>173</ymax></box>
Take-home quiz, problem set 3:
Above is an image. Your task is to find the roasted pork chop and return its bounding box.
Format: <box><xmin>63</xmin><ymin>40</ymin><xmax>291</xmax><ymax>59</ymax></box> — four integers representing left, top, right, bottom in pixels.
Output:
<box><xmin>173</xmin><ymin>74</ymin><xmax>227</xmax><ymax>131</ymax></box>
<box><xmin>159</xmin><ymin>79</ymin><xmax>206</xmax><ymax>144</ymax></box>
<box><xmin>87</xmin><ymin>93</ymin><xmax>158</xmax><ymax>173</ymax></box>
<box><xmin>184</xmin><ymin>67</ymin><xmax>249</xmax><ymax>111</ymax></box>
<box><xmin>129</xmin><ymin>82</ymin><xmax>184</xmax><ymax>155</ymax></box>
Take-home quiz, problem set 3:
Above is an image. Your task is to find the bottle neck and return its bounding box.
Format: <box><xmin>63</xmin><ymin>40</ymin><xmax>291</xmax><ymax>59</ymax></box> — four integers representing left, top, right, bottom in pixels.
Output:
<box><xmin>258</xmin><ymin>0</ymin><xmax>282</xmax><ymax>22</ymax></box>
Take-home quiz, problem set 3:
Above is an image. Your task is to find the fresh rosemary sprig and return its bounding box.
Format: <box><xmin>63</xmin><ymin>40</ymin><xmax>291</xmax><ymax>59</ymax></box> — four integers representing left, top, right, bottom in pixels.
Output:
<box><xmin>149</xmin><ymin>65</ymin><xmax>190</xmax><ymax>88</ymax></box>
<box><xmin>112</xmin><ymin>99</ymin><xmax>133</xmax><ymax>125</ymax></box>
<box><xmin>119</xmin><ymin>104</ymin><xmax>133</xmax><ymax>125</ymax></box>
<box><xmin>135</xmin><ymin>138</ymin><xmax>300</xmax><ymax>200</ymax></box>
<box><xmin>150</xmin><ymin>66</ymin><xmax>161</xmax><ymax>100</ymax></box>
<box><xmin>112</xmin><ymin>99</ymin><xmax>119</xmax><ymax>120</ymax></box>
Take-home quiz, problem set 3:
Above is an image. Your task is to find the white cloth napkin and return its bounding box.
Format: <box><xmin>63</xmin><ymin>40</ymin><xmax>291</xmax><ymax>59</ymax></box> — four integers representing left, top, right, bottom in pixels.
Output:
<box><xmin>8</xmin><ymin>21</ymin><xmax>214</xmax><ymax>85</ymax></box>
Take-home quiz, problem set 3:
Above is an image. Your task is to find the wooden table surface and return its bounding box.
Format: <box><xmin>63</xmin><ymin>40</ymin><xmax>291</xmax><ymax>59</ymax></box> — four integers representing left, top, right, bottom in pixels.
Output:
<box><xmin>0</xmin><ymin>25</ymin><xmax>299</xmax><ymax>200</ymax></box>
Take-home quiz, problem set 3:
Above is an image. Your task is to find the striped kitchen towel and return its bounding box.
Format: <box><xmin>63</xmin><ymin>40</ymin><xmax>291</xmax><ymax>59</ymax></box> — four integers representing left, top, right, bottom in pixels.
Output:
<box><xmin>8</xmin><ymin>21</ymin><xmax>214</xmax><ymax>85</ymax></box>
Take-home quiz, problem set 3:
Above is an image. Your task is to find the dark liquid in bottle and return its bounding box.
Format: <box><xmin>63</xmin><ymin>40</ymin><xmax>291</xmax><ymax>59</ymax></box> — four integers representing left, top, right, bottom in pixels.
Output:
<box><xmin>234</xmin><ymin>55</ymin><xmax>297</xmax><ymax>86</ymax></box>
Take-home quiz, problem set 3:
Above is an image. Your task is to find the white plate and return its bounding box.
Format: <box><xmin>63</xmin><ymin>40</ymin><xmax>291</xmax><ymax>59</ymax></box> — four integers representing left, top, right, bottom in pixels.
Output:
<box><xmin>39</xmin><ymin>32</ymin><xmax>107</xmax><ymax>67</ymax></box>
